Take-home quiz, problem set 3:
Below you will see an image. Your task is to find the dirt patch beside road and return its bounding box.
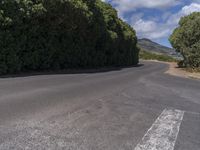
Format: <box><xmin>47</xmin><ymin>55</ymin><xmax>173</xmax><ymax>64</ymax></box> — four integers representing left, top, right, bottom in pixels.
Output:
<box><xmin>165</xmin><ymin>62</ymin><xmax>200</xmax><ymax>80</ymax></box>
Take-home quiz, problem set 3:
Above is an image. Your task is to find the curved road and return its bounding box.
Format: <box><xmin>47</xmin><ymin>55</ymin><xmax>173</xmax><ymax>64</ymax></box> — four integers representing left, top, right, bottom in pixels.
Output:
<box><xmin>0</xmin><ymin>61</ymin><xmax>200</xmax><ymax>150</ymax></box>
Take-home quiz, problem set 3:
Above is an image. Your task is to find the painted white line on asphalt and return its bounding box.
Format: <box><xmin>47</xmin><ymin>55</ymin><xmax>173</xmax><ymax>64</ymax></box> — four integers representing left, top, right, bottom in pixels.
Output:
<box><xmin>134</xmin><ymin>109</ymin><xmax>184</xmax><ymax>150</ymax></box>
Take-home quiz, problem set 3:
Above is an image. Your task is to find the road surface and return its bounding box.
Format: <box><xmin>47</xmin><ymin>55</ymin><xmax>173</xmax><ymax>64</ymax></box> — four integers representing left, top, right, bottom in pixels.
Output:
<box><xmin>0</xmin><ymin>61</ymin><xmax>200</xmax><ymax>150</ymax></box>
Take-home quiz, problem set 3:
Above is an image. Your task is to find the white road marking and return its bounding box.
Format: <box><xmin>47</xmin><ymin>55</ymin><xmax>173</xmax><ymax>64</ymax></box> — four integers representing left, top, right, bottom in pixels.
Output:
<box><xmin>134</xmin><ymin>109</ymin><xmax>184</xmax><ymax>150</ymax></box>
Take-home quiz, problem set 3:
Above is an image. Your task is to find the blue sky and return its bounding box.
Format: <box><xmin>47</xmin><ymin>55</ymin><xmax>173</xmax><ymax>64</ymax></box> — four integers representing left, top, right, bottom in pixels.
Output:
<box><xmin>102</xmin><ymin>0</ymin><xmax>200</xmax><ymax>47</ymax></box>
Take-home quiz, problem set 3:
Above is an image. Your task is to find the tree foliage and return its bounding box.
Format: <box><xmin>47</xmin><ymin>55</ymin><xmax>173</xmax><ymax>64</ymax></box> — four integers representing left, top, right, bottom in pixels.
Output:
<box><xmin>169</xmin><ymin>12</ymin><xmax>200</xmax><ymax>68</ymax></box>
<box><xmin>0</xmin><ymin>0</ymin><xmax>139</xmax><ymax>74</ymax></box>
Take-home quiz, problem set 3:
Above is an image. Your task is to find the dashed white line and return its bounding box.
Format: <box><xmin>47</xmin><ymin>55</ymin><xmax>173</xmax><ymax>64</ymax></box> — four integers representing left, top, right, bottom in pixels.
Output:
<box><xmin>134</xmin><ymin>109</ymin><xmax>184</xmax><ymax>150</ymax></box>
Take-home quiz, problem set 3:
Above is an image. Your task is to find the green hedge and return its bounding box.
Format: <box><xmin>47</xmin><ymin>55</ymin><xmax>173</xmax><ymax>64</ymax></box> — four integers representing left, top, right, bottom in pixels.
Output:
<box><xmin>0</xmin><ymin>0</ymin><xmax>139</xmax><ymax>74</ymax></box>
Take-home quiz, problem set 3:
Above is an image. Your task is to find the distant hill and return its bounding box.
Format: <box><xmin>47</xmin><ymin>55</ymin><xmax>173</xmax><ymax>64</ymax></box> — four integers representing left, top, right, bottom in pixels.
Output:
<box><xmin>138</xmin><ymin>38</ymin><xmax>180</xmax><ymax>58</ymax></box>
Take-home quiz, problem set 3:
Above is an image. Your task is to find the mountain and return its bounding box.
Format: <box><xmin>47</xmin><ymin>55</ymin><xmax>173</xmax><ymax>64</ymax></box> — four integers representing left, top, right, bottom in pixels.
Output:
<box><xmin>138</xmin><ymin>38</ymin><xmax>180</xmax><ymax>58</ymax></box>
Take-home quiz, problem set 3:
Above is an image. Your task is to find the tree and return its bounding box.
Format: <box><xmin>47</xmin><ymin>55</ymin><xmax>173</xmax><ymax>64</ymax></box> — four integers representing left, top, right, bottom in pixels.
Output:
<box><xmin>169</xmin><ymin>12</ymin><xmax>200</xmax><ymax>68</ymax></box>
<box><xmin>0</xmin><ymin>0</ymin><xmax>139</xmax><ymax>74</ymax></box>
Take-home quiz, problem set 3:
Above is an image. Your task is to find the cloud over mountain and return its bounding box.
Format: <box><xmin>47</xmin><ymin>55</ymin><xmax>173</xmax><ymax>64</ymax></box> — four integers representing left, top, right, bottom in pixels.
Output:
<box><xmin>102</xmin><ymin>0</ymin><xmax>200</xmax><ymax>47</ymax></box>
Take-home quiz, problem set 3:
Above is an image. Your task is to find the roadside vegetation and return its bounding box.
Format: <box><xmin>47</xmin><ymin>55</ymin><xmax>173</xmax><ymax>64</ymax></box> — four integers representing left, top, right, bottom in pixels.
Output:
<box><xmin>183</xmin><ymin>68</ymin><xmax>200</xmax><ymax>73</ymax></box>
<box><xmin>0</xmin><ymin>0</ymin><xmax>139</xmax><ymax>75</ymax></box>
<box><xmin>139</xmin><ymin>50</ymin><xmax>177</xmax><ymax>62</ymax></box>
<box><xmin>170</xmin><ymin>12</ymin><xmax>200</xmax><ymax>69</ymax></box>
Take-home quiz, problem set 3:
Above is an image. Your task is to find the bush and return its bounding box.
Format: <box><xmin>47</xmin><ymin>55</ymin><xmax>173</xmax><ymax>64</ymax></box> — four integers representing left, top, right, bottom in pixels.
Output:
<box><xmin>0</xmin><ymin>0</ymin><xmax>139</xmax><ymax>74</ymax></box>
<box><xmin>139</xmin><ymin>50</ymin><xmax>176</xmax><ymax>62</ymax></box>
<box><xmin>169</xmin><ymin>12</ymin><xmax>200</xmax><ymax>68</ymax></box>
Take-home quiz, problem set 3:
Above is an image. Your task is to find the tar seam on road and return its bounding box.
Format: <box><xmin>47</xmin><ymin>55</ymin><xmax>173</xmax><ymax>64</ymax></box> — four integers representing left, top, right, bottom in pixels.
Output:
<box><xmin>134</xmin><ymin>109</ymin><xmax>185</xmax><ymax>150</ymax></box>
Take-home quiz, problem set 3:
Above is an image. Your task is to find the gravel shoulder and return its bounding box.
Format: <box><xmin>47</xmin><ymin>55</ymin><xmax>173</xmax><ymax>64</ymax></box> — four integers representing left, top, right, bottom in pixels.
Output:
<box><xmin>143</xmin><ymin>60</ymin><xmax>200</xmax><ymax>80</ymax></box>
<box><xmin>165</xmin><ymin>62</ymin><xmax>200</xmax><ymax>80</ymax></box>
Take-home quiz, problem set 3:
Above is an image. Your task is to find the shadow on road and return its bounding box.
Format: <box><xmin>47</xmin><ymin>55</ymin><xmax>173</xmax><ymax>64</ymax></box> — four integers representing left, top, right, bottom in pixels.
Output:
<box><xmin>0</xmin><ymin>64</ymin><xmax>144</xmax><ymax>78</ymax></box>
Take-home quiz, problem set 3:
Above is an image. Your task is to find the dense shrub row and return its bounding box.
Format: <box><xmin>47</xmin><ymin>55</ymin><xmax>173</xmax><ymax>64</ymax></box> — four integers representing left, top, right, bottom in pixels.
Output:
<box><xmin>0</xmin><ymin>0</ymin><xmax>139</xmax><ymax>74</ymax></box>
<box><xmin>170</xmin><ymin>12</ymin><xmax>200</xmax><ymax>68</ymax></box>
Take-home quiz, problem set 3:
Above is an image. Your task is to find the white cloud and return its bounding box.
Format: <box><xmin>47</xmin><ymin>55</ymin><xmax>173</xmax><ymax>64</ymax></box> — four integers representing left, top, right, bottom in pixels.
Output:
<box><xmin>133</xmin><ymin>19</ymin><xmax>171</xmax><ymax>39</ymax></box>
<box><xmin>105</xmin><ymin>0</ymin><xmax>180</xmax><ymax>14</ymax></box>
<box><xmin>134</xmin><ymin>19</ymin><xmax>157</xmax><ymax>33</ymax></box>
<box><xmin>132</xmin><ymin>3</ymin><xmax>200</xmax><ymax>40</ymax></box>
<box><xmin>182</xmin><ymin>3</ymin><xmax>200</xmax><ymax>13</ymax></box>
<box><xmin>102</xmin><ymin>1</ymin><xmax>200</xmax><ymax>41</ymax></box>
<box><xmin>167</xmin><ymin>3</ymin><xmax>200</xmax><ymax>26</ymax></box>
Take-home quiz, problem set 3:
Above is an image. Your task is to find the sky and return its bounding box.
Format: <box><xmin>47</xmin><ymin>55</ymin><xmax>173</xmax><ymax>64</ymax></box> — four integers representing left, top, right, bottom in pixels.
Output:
<box><xmin>102</xmin><ymin>0</ymin><xmax>200</xmax><ymax>48</ymax></box>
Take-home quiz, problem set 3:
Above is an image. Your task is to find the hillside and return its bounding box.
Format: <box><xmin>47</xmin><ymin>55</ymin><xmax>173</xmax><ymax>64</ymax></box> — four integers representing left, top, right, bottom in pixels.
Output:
<box><xmin>138</xmin><ymin>38</ymin><xmax>180</xmax><ymax>58</ymax></box>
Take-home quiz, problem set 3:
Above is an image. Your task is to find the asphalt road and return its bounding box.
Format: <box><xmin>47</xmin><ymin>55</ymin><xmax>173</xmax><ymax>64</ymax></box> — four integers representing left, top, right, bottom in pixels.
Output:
<box><xmin>0</xmin><ymin>61</ymin><xmax>200</xmax><ymax>150</ymax></box>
